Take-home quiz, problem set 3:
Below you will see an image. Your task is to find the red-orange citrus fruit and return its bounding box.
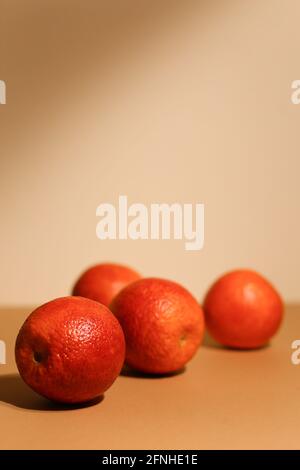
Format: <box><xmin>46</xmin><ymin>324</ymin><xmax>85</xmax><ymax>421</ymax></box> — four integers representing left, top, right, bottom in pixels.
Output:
<box><xmin>72</xmin><ymin>263</ymin><xmax>141</xmax><ymax>307</ymax></box>
<box><xmin>15</xmin><ymin>296</ymin><xmax>125</xmax><ymax>403</ymax></box>
<box><xmin>203</xmin><ymin>269</ymin><xmax>283</xmax><ymax>349</ymax></box>
<box><xmin>110</xmin><ymin>278</ymin><xmax>205</xmax><ymax>374</ymax></box>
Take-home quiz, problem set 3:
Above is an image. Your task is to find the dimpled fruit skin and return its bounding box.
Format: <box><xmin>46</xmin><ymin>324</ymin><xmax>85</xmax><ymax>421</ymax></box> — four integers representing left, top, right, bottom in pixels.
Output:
<box><xmin>15</xmin><ymin>296</ymin><xmax>125</xmax><ymax>403</ymax></box>
<box><xmin>110</xmin><ymin>278</ymin><xmax>205</xmax><ymax>374</ymax></box>
<box><xmin>72</xmin><ymin>263</ymin><xmax>141</xmax><ymax>307</ymax></box>
<box><xmin>203</xmin><ymin>270</ymin><xmax>284</xmax><ymax>349</ymax></box>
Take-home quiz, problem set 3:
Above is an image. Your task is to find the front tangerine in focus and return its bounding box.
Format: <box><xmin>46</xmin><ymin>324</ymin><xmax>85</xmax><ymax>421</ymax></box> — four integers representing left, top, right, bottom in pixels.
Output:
<box><xmin>15</xmin><ymin>296</ymin><xmax>125</xmax><ymax>403</ymax></box>
<box><xmin>203</xmin><ymin>269</ymin><xmax>283</xmax><ymax>349</ymax></box>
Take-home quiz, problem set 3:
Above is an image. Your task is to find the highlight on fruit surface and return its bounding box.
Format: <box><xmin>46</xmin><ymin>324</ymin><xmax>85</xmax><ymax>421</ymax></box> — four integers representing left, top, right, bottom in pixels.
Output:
<box><xmin>203</xmin><ymin>269</ymin><xmax>284</xmax><ymax>349</ymax></box>
<box><xmin>110</xmin><ymin>277</ymin><xmax>205</xmax><ymax>375</ymax></box>
<box><xmin>15</xmin><ymin>296</ymin><xmax>125</xmax><ymax>404</ymax></box>
<box><xmin>72</xmin><ymin>262</ymin><xmax>141</xmax><ymax>307</ymax></box>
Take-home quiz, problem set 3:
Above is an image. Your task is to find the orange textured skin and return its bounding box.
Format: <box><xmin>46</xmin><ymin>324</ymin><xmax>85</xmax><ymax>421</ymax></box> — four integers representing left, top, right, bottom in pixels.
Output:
<box><xmin>72</xmin><ymin>263</ymin><xmax>141</xmax><ymax>307</ymax></box>
<box><xmin>203</xmin><ymin>270</ymin><xmax>284</xmax><ymax>349</ymax></box>
<box><xmin>15</xmin><ymin>296</ymin><xmax>125</xmax><ymax>403</ymax></box>
<box><xmin>110</xmin><ymin>278</ymin><xmax>205</xmax><ymax>374</ymax></box>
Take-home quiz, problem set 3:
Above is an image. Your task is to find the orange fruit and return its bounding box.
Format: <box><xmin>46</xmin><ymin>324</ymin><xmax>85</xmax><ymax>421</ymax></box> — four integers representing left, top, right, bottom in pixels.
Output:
<box><xmin>203</xmin><ymin>269</ymin><xmax>283</xmax><ymax>349</ymax></box>
<box><xmin>72</xmin><ymin>263</ymin><xmax>141</xmax><ymax>307</ymax></box>
<box><xmin>15</xmin><ymin>296</ymin><xmax>125</xmax><ymax>403</ymax></box>
<box><xmin>110</xmin><ymin>278</ymin><xmax>205</xmax><ymax>374</ymax></box>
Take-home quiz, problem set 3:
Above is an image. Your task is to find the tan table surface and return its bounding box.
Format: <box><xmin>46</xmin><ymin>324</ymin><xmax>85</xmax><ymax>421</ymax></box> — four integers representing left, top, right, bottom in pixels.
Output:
<box><xmin>0</xmin><ymin>305</ymin><xmax>299</xmax><ymax>450</ymax></box>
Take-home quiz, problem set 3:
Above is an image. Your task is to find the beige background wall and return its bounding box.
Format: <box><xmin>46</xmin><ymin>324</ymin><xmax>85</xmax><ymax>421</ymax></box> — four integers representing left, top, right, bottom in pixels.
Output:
<box><xmin>0</xmin><ymin>0</ymin><xmax>299</xmax><ymax>306</ymax></box>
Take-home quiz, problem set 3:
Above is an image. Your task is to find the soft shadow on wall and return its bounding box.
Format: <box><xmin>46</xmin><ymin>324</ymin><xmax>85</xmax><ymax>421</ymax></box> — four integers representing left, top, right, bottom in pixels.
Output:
<box><xmin>1</xmin><ymin>0</ymin><xmax>222</xmax><ymax>159</ymax></box>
